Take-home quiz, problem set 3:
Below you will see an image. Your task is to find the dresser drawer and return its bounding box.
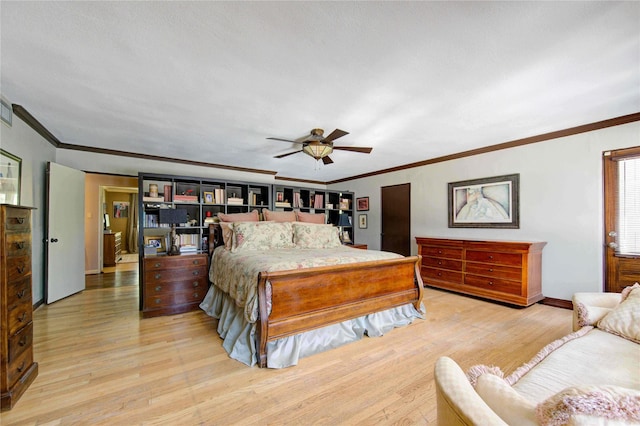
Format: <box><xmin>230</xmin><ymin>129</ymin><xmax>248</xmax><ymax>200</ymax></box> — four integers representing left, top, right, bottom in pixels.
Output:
<box><xmin>145</xmin><ymin>289</ymin><xmax>205</xmax><ymax>309</ymax></box>
<box><xmin>8</xmin><ymin>322</ymin><xmax>33</xmax><ymax>363</ymax></box>
<box><xmin>465</xmin><ymin>263</ymin><xmax>522</xmax><ymax>280</ymax></box>
<box><xmin>7</xmin><ymin>346</ymin><xmax>33</xmax><ymax>389</ymax></box>
<box><xmin>145</xmin><ymin>266</ymin><xmax>207</xmax><ymax>284</ymax></box>
<box><xmin>4</xmin><ymin>207</ymin><xmax>31</xmax><ymax>231</ymax></box>
<box><xmin>421</xmin><ymin>267</ymin><xmax>463</xmax><ymax>284</ymax></box>
<box><xmin>421</xmin><ymin>246</ymin><xmax>463</xmax><ymax>259</ymax></box>
<box><xmin>144</xmin><ymin>255</ymin><xmax>207</xmax><ymax>271</ymax></box>
<box><xmin>145</xmin><ymin>276</ymin><xmax>207</xmax><ymax>295</ymax></box>
<box><xmin>8</xmin><ymin>276</ymin><xmax>32</xmax><ymax>306</ymax></box>
<box><xmin>5</xmin><ymin>233</ymin><xmax>31</xmax><ymax>256</ymax></box>
<box><xmin>422</xmin><ymin>256</ymin><xmax>463</xmax><ymax>271</ymax></box>
<box><xmin>464</xmin><ymin>274</ymin><xmax>521</xmax><ymax>295</ymax></box>
<box><xmin>6</xmin><ymin>255</ymin><xmax>31</xmax><ymax>282</ymax></box>
<box><xmin>465</xmin><ymin>250</ymin><xmax>522</xmax><ymax>267</ymax></box>
<box><xmin>8</xmin><ymin>296</ymin><xmax>33</xmax><ymax>336</ymax></box>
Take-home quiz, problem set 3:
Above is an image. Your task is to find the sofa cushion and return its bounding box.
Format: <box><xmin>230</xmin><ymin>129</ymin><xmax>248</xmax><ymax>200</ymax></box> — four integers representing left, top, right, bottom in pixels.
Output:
<box><xmin>475</xmin><ymin>374</ymin><xmax>537</xmax><ymax>426</ymax></box>
<box><xmin>598</xmin><ymin>286</ymin><xmax>640</xmax><ymax>343</ymax></box>
<box><xmin>511</xmin><ymin>329</ymin><xmax>640</xmax><ymax>403</ymax></box>
<box><xmin>536</xmin><ymin>384</ymin><xmax>640</xmax><ymax>426</ymax></box>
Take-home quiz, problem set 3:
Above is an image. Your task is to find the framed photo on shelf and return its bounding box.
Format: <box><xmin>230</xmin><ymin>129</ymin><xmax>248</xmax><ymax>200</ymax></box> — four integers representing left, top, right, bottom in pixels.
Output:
<box><xmin>144</xmin><ymin>236</ymin><xmax>166</xmax><ymax>253</ymax></box>
<box><xmin>448</xmin><ymin>173</ymin><xmax>519</xmax><ymax>229</ymax></box>
<box><xmin>358</xmin><ymin>214</ymin><xmax>367</xmax><ymax>229</ymax></box>
<box><xmin>0</xmin><ymin>149</ymin><xmax>21</xmax><ymax>205</ymax></box>
<box><xmin>356</xmin><ymin>197</ymin><xmax>369</xmax><ymax>211</ymax></box>
<box><xmin>203</xmin><ymin>191</ymin><xmax>214</xmax><ymax>204</ymax></box>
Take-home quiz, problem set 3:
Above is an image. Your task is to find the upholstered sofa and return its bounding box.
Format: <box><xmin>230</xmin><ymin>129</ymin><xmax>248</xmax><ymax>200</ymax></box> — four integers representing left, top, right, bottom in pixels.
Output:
<box><xmin>434</xmin><ymin>285</ymin><xmax>640</xmax><ymax>425</ymax></box>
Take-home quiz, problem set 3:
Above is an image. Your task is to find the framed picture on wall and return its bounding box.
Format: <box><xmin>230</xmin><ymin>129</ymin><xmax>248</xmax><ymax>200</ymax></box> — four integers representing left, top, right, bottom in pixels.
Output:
<box><xmin>448</xmin><ymin>174</ymin><xmax>519</xmax><ymax>228</ymax></box>
<box><xmin>358</xmin><ymin>214</ymin><xmax>367</xmax><ymax>229</ymax></box>
<box><xmin>113</xmin><ymin>201</ymin><xmax>129</xmax><ymax>218</ymax></box>
<box><xmin>356</xmin><ymin>197</ymin><xmax>369</xmax><ymax>211</ymax></box>
<box><xmin>0</xmin><ymin>149</ymin><xmax>21</xmax><ymax>205</ymax></box>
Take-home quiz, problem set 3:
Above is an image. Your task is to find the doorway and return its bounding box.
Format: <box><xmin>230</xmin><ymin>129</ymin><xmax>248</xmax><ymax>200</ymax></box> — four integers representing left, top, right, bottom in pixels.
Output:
<box><xmin>381</xmin><ymin>183</ymin><xmax>411</xmax><ymax>256</ymax></box>
<box><xmin>603</xmin><ymin>146</ymin><xmax>640</xmax><ymax>293</ymax></box>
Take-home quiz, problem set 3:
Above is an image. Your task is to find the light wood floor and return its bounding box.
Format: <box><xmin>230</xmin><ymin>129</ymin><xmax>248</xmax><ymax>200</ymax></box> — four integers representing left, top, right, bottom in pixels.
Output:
<box><xmin>1</xmin><ymin>271</ymin><xmax>573</xmax><ymax>425</ymax></box>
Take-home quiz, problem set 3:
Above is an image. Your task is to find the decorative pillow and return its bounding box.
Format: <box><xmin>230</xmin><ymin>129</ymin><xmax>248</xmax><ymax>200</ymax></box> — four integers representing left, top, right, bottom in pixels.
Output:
<box><xmin>475</xmin><ymin>374</ymin><xmax>537</xmax><ymax>426</ymax></box>
<box><xmin>295</xmin><ymin>211</ymin><xmax>325</xmax><ymax>224</ymax></box>
<box><xmin>292</xmin><ymin>223</ymin><xmax>341</xmax><ymax>249</ymax></box>
<box><xmin>597</xmin><ymin>287</ymin><xmax>640</xmax><ymax>343</ymax></box>
<box><xmin>218</xmin><ymin>210</ymin><xmax>259</xmax><ymax>223</ymax></box>
<box><xmin>232</xmin><ymin>221</ymin><xmax>295</xmax><ymax>252</ymax></box>
<box><xmin>219</xmin><ymin>221</ymin><xmax>234</xmax><ymax>250</ymax></box>
<box><xmin>536</xmin><ymin>385</ymin><xmax>640</xmax><ymax>426</ymax></box>
<box><xmin>262</xmin><ymin>209</ymin><xmax>296</xmax><ymax>222</ymax></box>
<box><xmin>621</xmin><ymin>282</ymin><xmax>640</xmax><ymax>302</ymax></box>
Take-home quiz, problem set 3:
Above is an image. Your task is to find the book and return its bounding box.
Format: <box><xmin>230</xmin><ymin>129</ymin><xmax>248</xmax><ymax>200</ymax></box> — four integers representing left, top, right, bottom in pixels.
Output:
<box><xmin>143</xmin><ymin>196</ymin><xmax>165</xmax><ymax>202</ymax></box>
<box><xmin>227</xmin><ymin>197</ymin><xmax>244</xmax><ymax>205</ymax></box>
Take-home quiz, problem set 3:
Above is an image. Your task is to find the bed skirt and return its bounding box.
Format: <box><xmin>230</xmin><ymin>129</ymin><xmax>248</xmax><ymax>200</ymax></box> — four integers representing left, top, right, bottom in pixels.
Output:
<box><xmin>200</xmin><ymin>285</ymin><xmax>425</xmax><ymax>368</ymax></box>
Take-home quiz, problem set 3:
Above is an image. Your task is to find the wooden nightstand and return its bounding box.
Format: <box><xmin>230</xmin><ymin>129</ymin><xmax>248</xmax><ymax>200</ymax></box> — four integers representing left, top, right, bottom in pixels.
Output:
<box><xmin>142</xmin><ymin>253</ymin><xmax>208</xmax><ymax>318</ymax></box>
<box><xmin>351</xmin><ymin>244</ymin><xmax>368</xmax><ymax>250</ymax></box>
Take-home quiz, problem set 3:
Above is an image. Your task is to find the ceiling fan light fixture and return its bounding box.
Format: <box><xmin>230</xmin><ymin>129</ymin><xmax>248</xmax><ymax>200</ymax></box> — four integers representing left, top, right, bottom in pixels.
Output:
<box><xmin>303</xmin><ymin>142</ymin><xmax>333</xmax><ymax>160</ymax></box>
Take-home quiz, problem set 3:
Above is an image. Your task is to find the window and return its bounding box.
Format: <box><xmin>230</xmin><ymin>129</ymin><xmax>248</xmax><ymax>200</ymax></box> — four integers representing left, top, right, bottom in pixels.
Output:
<box><xmin>617</xmin><ymin>157</ymin><xmax>640</xmax><ymax>255</ymax></box>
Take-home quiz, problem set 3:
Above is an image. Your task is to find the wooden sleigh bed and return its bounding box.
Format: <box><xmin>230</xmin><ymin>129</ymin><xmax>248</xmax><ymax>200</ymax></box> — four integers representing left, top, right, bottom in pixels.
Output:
<box><xmin>203</xmin><ymin>221</ymin><xmax>424</xmax><ymax>368</ymax></box>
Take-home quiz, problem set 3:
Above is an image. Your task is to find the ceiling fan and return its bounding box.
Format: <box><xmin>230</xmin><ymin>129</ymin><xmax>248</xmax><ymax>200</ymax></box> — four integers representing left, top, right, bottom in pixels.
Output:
<box><xmin>268</xmin><ymin>128</ymin><xmax>373</xmax><ymax>164</ymax></box>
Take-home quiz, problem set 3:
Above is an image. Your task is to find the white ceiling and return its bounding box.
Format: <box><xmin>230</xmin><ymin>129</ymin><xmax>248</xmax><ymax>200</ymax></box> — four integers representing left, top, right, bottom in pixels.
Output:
<box><xmin>1</xmin><ymin>1</ymin><xmax>639</xmax><ymax>182</ymax></box>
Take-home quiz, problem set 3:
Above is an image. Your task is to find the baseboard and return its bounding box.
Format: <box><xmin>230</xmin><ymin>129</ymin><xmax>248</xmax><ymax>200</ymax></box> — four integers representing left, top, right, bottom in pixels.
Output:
<box><xmin>85</xmin><ymin>269</ymin><xmax>100</xmax><ymax>275</ymax></box>
<box><xmin>541</xmin><ymin>297</ymin><xmax>573</xmax><ymax>310</ymax></box>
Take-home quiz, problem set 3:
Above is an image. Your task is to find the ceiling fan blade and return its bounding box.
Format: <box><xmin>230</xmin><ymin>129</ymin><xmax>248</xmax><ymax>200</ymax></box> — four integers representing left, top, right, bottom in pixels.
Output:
<box><xmin>322</xmin><ymin>156</ymin><xmax>334</xmax><ymax>165</ymax></box>
<box><xmin>333</xmin><ymin>146</ymin><xmax>373</xmax><ymax>154</ymax></box>
<box><xmin>323</xmin><ymin>129</ymin><xmax>349</xmax><ymax>142</ymax></box>
<box><xmin>274</xmin><ymin>150</ymin><xmax>302</xmax><ymax>159</ymax></box>
<box><xmin>267</xmin><ymin>137</ymin><xmax>305</xmax><ymax>144</ymax></box>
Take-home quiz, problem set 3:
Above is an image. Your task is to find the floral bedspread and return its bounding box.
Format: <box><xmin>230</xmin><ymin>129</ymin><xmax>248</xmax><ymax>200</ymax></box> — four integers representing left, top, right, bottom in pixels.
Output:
<box><xmin>209</xmin><ymin>246</ymin><xmax>403</xmax><ymax>323</ymax></box>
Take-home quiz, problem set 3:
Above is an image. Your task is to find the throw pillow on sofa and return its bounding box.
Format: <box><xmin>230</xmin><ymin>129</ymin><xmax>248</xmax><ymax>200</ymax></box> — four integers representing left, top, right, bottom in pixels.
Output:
<box><xmin>598</xmin><ymin>286</ymin><xmax>640</xmax><ymax>343</ymax></box>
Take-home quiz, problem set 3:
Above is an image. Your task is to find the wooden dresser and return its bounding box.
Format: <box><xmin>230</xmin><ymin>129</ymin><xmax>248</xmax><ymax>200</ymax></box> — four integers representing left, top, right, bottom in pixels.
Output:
<box><xmin>103</xmin><ymin>231</ymin><xmax>122</xmax><ymax>267</ymax></box>
<box><xmin>415</xmin><ymin>237</ymin><xmax>546</xmax><ymax>306</ymax></box>
<box><xmin>141</xmin><ymin>253</ymin><xmax>208</xmax><ymax>318</ymax></box>
<box><xmin>1</xmin><ymin>205</ymin><xmax>38</xmax><ymax>410</ymax></box>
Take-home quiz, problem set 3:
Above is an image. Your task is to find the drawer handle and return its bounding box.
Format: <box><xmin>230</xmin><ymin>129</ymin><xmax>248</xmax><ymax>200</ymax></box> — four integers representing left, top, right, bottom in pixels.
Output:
<box><xmin>488</xmin><ymin>281</ymin><xmax>494</xmax><ymax>286</ymax></box>
<box><xmin>193</xmin><ymin>292</ymin><xmax>199</xmax><ymax>298</ymax></box>
<box><xmin>155</xmin><ymin>286</ymin><xmax>162</xmax><ymax>291</ymax></box>
<box><xmin>15</xmin><ymin>241</ymin><xmax>25</xmax><ymax>249</ymax></box>
<box><xmin>17</xmin><ymin>289</ymin><xmax>26</xmax><ymax>299</ymax></box>
<box><xmin>488</xmin><ymin>255</ymin><xmax>493</xmax><ymax>259</ymax></box>
<box><xmin>155</xmin><ymin>274</ymin><xmax>162</xmax><ymax>280</ymax></box>
<box><xmin>18</xmin><ymin>312</ymin><xmax>27</xmax><ymax>322</ymax></box>
<box><xmin>193</xmin><ymin>281</ymin><xmax>199</xmax><ymax>287</ymax></box>
<box><xmin>192</xmin><ymin>271</ymin><xmax>200</xmax><ymax>276</ymax></box>
<box><xmin>155</xmin><ymin>298</ymin><xmax>161</xmax><ymax>304</ymax></box>
<box><xmin>17</xmin><ymin>265</ymin><xmax>25</xmax><ymax>274</ymax></box>
<box><xmin>437</xmin><ymin>272</ymin><xmax>442</xmax><ymax>276</ymax></box>
<box><xmin>437</xmin><ymin>261</ymin><xmax>442</xmax><ymax>265</ymax></box>
<box><xmin>192</xmin><ymin>260</ymin><xmax>200</xmax><ymax>265</ymax></box>
<box><xmin>488</xmin><ymin>268</ymin><xmax>494</xmax><ymax>272</ymax></box>
<box><xmin>437</xmin><ymin>250</ymin><xmax>442</xmax><ymax>254</ymax></box>
<box><xmin>19</xmin><ymin>336</ymin><xmax>27</xmax><ymax>347</ymax></box>
<box><xmin>16</xmin><ymin>217</ymin><xmax>25</xmax><ymax>224</ymax></box>
<box><xmin>154</xmin><ymin>263</ymin><xmax>161</xmax><ymax>268</ymax></box>
<box><xmin>17</xmin><ymin>361</ymin><xmax>26</xmax><ymax>373</ymax></box>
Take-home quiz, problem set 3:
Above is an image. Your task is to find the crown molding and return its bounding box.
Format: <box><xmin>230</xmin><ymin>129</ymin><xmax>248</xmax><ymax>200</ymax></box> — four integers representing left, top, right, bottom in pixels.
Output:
<box><xmin>12</xmin><ymin>104</ymin><xmax>640</xmax><ymax>185</ymax></box>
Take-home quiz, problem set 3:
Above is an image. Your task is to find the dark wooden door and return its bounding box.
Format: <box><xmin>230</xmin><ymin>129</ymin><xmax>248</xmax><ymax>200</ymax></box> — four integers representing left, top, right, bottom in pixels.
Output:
<box><xmin>381</xmin><ymin>183</ymin><xmax>411</xmax><ymax>256</ymax></box>
<box><xmin>603</xmin><ymin>146</ymin><xmax>640</xmax><ymax>293</ymax></box>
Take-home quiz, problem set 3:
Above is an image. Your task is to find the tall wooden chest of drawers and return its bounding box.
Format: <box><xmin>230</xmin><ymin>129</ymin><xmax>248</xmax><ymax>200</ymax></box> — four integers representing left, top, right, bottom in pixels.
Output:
<box><xmin>416</xmin><ymin>237</ymin><xmax>546</xmax><ymax>306</ymax></box>
<box><xmin>1</xmin><ymin>205</ymin><xmax>38</xmax><ymax>410</ymax></box>
<box><xmin>103</xmin><ymin>231</ymin><xmax>122</xmax><ymax>267</ymax></box>
<box><xmin>141</xmin><ymin>253</ymin><xmax>208</xmax><ymax>318</ymax></box>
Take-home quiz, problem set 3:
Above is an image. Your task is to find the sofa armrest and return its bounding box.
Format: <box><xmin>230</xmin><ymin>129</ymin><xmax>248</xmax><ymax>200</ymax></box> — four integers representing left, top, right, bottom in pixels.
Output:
<box><xmin>434</xmin><ymin>357</ymin><xmax>508</xmax><ymax>426</ymax></box>
<box><xmin>572</xmin><ymin>292</ymin><xmax>622</xmax><ymax>331</ymax></box>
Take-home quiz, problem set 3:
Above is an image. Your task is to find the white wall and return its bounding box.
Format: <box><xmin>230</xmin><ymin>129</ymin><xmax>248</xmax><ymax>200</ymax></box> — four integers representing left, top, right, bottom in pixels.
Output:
<box><xmin>332</xmin><ymin>121</ymin><xmax>640</xmax><ymax>300</ymax></box>
<box><xmin>0</xmin><ymin>111</ymin><xmax>57</xmax><ymax>304</ymax></box>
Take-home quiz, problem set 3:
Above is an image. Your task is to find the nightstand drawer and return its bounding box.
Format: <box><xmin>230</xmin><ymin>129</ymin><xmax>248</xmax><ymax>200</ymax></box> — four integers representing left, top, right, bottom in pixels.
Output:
<box><xmin>145</xmin><ymin>276</ymin><xmax>207</xmax><ymax>295</ymax></box>
<box><xmin>145</xmin><ymin>289</ymin><xmax>205</xmax><ymax>308</ymax></box>
<box><xmin>144</xmin><ymin>255</ymin><xmax>207</xmax><ymax>270</ymax></box>
<box><xmin>145</xmin><ymin>266</ymin><xmax>207</xmax><ymax>284</ymax></box>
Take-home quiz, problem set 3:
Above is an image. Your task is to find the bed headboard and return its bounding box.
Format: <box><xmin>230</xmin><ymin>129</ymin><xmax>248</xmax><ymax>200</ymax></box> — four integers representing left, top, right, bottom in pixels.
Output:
<box><xmin>208</xmin><ymin>223</ymin><xmax>224</xmax><ymax>256</ymax></box>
